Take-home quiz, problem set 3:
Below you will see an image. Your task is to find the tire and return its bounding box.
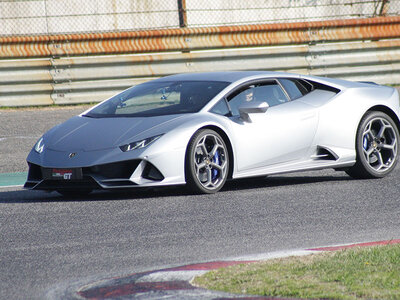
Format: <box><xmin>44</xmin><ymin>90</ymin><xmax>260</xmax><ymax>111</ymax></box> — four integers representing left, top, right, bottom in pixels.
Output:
<box><xmin>185</xmin><ymin>129</ymin><xmax>229</xmax><ymax>194</ymax></box>
<box><xmin>346</xmin><ymin>111</ymin><xmax>399</xmax><ymax>179</ymax></box>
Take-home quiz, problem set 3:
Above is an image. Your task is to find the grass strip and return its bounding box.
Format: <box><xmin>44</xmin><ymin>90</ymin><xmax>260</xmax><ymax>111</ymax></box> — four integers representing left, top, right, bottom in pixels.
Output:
<box><xmin>192</xmin><ymin>243</ymin><xmax>400</xmax><ymax>299</ymax></box>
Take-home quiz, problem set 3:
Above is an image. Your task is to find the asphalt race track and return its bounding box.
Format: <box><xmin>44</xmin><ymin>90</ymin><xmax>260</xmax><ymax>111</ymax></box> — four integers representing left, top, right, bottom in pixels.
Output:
<box><xmin>1</xmin><ymin>107</ymin><xmax>399</xmax><ymax>299</ymax></box>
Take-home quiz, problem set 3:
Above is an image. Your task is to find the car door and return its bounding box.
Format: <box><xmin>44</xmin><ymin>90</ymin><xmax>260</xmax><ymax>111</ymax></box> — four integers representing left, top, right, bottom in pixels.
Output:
<box><xmin>227</xmin><ymin>79</ymin><xmax>318</xmax><ymax>173</ymax></box>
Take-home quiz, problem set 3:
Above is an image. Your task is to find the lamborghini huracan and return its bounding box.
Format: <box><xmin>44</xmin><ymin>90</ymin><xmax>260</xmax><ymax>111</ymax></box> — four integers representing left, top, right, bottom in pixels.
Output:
<box><xmin>25</xmin><ymin>71</ymin><xmax>400</xmax><ymax>195</ymax></box>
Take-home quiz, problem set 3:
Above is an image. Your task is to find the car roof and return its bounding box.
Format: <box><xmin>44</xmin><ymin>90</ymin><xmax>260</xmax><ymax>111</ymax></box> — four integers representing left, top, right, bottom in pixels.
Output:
<box><xmin>153</xmin><ymin>71</ymin><xmax>383</xmax><ymax>91</ymax></box>
<box><xmin>155</xmin><ymin>71</ymin><xmax>296</xmax><ymax>83</ymax></box>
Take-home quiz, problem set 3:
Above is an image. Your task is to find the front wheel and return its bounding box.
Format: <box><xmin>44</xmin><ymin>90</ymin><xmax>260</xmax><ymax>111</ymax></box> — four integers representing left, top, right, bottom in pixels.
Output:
<box><xmin>185</xmin><ymin>129</ymin><xmax>229</xmax><ymax>194</ymax></box>
<box><xmin>346</xmin><ymin>111</ymin><xmax>399</xmax><ymax>179</ymax></box>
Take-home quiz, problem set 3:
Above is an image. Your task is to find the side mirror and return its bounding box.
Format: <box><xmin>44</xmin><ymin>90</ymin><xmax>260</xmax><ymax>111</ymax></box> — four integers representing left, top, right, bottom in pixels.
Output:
<box><xmin>238</xmin><ymin>101</ymin><xmax>269</xmax><ymax>123</ymax></box>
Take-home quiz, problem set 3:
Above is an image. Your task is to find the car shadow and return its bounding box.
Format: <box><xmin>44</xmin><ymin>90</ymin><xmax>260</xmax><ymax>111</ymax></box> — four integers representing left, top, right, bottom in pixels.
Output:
<box><xmin>0</xmin><ymin>186</ymin><xmax>186</xmax><ymax>204</ymax></box>
<box><xmin>223</xmin><ymin>173</ymin><xmax>353</xmax><ymax>191</ymax></box>
<box><xmin>0</xmin><ymin>171</ymin><xmax>356</xmax><ymax>204</ymax></box>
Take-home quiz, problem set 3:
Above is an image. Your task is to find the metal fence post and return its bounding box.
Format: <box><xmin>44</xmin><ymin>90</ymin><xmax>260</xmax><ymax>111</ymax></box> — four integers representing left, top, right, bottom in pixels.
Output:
<box><xmin>177</xmin><ymin>0</ymin><xmax>187</xmax><ymax>28</ymax></box>
<box><xmin>380</xmin><ymin>0</ymin><xmax>390</xmax><ymax>16</ymax></box>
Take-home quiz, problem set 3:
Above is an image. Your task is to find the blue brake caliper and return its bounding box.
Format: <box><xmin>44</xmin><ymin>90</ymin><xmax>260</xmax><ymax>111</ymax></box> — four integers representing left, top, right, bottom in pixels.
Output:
<box><xmin>212</xmin><ymin>150</ymin><xmax>220</xmax><ymax>180</ymax></box>
<box><xmin>363</xmin><ymin>135</ymin><xmax>368</xmax><ymax>150</ymax></box>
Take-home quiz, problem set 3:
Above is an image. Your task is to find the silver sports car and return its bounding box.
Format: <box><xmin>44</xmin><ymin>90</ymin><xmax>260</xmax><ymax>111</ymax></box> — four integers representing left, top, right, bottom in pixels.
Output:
<box><xmin>25</xmin><ymin>71</ymin><xmax>400</xmax><ymax>195</ymax></box>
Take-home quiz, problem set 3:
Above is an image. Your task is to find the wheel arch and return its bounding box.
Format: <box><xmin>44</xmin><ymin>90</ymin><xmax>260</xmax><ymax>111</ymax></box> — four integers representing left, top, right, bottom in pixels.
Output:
<box><xmin>346</xmin><ymin>106</ymin><xmax>400</xmax><ymax>179</ymax></box>
<box><xmin>185</xmin><ymin>125</ymin><xmax>235</xmax><ymax>180</ymax></box>
<box><xmin>366</xmin><ymin>105</ymin><xmax>400</xmax><ymax>133</ymax></box>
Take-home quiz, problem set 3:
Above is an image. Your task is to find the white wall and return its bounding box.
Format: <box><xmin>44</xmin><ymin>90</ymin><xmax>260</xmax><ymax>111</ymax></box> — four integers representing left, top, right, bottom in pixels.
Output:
<box><xmin>0</xmin><ymin>0</ymin><xmax>179</xmax><ymax>35</ymax></box>
<box><xmin>186</xmin><ymin>0</ymin><xmax>386</xmax><ymax>26</ymax></box>
<box><xmin>0</xmin><ymin>0</ymin><xmax>398</xmax><ymax>36</ymax></box>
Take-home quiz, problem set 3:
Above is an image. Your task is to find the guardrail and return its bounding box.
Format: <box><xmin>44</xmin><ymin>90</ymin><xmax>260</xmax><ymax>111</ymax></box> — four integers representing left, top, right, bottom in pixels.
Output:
<box><xmin>1</xmin><ymin>17</ymin><xmax>399</xmax><ymax>107</ymax></box>
<box><xmin>1</xmin><ymin>16</ymin><xmax>399</xmax><ymax>58</ymax></box>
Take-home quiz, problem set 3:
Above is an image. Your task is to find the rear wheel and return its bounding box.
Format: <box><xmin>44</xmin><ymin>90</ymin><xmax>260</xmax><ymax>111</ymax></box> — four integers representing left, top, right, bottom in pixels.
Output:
<box><xmin>185</xmin><ymin>129</ymin><xmax>229</xmax><ymax>194</ymax></box>
<box><xmin>346</xmin><ymin>111</ymin><xmax>399</xmax><ymax>179</ymax></box>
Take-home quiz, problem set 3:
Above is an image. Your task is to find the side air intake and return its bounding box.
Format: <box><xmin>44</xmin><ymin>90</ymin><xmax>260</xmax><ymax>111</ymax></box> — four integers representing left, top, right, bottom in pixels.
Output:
<box><xmin>311</xmin><ymin>146</ymin><xmax>339</xmax><ymax>161</ymax></box>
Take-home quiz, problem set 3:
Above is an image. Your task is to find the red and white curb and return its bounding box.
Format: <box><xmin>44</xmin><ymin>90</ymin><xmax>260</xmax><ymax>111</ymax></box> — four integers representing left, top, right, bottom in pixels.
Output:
<box><xmin>70</xmin><ymin>239</ymin><xmax>400</xmax><ymax>300</ymax></box>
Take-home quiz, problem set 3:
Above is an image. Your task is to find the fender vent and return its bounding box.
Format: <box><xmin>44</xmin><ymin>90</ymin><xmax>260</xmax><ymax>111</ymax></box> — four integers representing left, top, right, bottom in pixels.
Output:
<box><xmin>311</xmin><ymin>146</ymin><xmax>339</xmax><ymax>161</ymax></box>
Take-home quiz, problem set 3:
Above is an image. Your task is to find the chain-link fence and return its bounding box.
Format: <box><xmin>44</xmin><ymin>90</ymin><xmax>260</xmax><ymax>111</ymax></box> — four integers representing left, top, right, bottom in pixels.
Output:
<box><xmin>1</xmin><ymin>0</ymin><xmax>399</xmax><ymax>36</ymax></box>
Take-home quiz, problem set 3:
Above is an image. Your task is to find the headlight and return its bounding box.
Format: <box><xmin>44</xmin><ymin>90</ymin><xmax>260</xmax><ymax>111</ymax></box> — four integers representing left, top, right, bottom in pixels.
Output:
<box><xmin>120</xmin><ymin>134</ymin><xmax>163</xmax><ymax>152</ymax></box>
<box><xmin>34</xmin><ymin>137</ymin><xmax>45</xmax><ymax>154</ymax></box>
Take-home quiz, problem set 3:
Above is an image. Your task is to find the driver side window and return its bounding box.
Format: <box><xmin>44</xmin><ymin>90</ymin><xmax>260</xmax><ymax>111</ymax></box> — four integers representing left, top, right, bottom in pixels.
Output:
<box><xmin>227</xmin><ymin>81</ymin><xmax>289</xmax><ymax>116</ymax></box>
<box><xmin>228</xmin><ymin>86</ymin><xmax>255</xmax><ymax>116</ymax></box>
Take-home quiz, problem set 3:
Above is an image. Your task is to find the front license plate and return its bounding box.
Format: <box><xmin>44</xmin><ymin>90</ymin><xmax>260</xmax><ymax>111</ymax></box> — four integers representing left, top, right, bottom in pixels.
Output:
<box><xmin>43</xmin><ymin>168</ymin><xmax>83</xmax><ymax>180</ymax></box>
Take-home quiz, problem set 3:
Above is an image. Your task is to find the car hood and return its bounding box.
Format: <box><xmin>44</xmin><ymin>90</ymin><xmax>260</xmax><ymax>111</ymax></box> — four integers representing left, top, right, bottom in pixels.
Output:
<box><xmin>45</xmin><ymin>114</ymin><xmax>187</xmax><ymax>152</ymax></box>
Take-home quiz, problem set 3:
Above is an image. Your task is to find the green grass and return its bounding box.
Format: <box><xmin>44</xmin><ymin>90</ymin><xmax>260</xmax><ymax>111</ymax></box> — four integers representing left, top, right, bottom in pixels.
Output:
<box><xmin>192</xmin><ymin>244</ymin><xmax>400</xmax><ymax>299</ymax></box>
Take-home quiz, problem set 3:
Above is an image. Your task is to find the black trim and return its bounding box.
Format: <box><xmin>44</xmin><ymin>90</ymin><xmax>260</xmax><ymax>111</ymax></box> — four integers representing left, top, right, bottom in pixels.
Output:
<box><xmin>32</xmin><ymin>177</ymin><xmax>100</xmax><ymax>191</ymax></box>
<box><xmin>306</xmin><ymin>80</ymin><xmax>341</xmax><ymax>94</ymax></box>
<box><xmin>84</xmin><ymin>160</ymin><xmax>140</xmax><ymax>179</ymax></box>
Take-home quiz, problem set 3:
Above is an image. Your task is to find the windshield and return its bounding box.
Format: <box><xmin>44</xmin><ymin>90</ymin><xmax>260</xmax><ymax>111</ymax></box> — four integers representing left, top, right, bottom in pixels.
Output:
<box><xmin>84</xmin><ymin>80</ymin><xmax>229</xmax><ymax>118</ymax></box>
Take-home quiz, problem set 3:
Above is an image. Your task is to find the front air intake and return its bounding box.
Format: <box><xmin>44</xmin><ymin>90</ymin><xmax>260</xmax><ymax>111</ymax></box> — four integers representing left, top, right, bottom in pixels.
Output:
<box><xmin>84</xmin><ymin>160</ymin><xmax>140</xmax><ymax>179</ymax></box>
<box><xmin>27</xmin><ymin>163</ymin><xmax>43</xmax><ymax>181</ymax></box>
<box><xmin>142</xmin><ymin>162</ymin><xmax>164</xmax><ymax>181</ymax></box>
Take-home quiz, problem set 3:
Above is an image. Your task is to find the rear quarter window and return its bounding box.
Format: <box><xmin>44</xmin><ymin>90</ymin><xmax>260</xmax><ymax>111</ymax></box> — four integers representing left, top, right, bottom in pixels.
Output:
<box><xmin>279</xmin><ymin>78</ymin><xmax>311</xmax><ymax>100</ymax></box>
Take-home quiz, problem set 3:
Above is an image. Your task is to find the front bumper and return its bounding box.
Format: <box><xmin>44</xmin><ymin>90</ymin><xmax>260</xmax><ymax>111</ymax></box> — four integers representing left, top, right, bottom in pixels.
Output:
<box><xmin>24</xmin><ymin>159</ymin><xmax>166</xmax><ymax>191</ymax></box>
